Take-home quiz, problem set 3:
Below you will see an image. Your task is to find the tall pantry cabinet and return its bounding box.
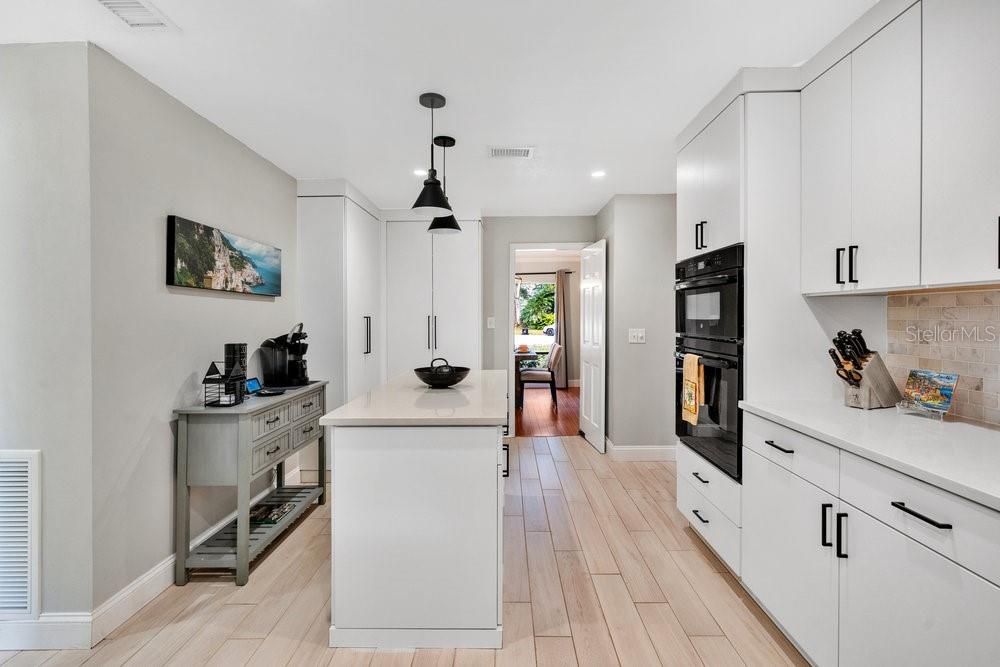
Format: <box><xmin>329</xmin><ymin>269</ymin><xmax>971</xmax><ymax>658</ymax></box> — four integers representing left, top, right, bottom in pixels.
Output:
<box><xmin>386</xmin><ymin>220</ymin><xmax>482</xmax><ymax>378</ymax></box>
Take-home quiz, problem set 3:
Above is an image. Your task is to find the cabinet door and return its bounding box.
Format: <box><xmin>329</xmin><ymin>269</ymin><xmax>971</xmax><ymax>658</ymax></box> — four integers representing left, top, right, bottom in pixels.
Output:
<box><xmin>700</xmin><ymin>96</ymin><xmax>744</xmax><ymax>252</ymax></box>
<box><xmin>431</xmin><ymin>220</ymin><xmax>481</xmax><ymax>369</ymax></box>
<box><xmin>922</xmin><ymin>0</ymin><xmax>1000</xmax><ymax>286</ymax></box>
<box><xmin>742</xmin><ymin>449</ymin><xmax>839</xmax><ymax>667</ymax></box>
<box><xmin>345</xmin><ymin>200</ymin><xmax>381</xmax><ymax>398</ymax></box>
<box><xmin>386</xmin><ymin>221</ymin><xmax>433</xmax><ymax>379</ymax></box>
<box><xmin>850</xmin><ymin>3</ymin><xmax>921</xmax><ymax>290</ymax></box>
<box><xmin>676</xmin><ymin>134</ymin><xmax>703</xmax><ymax>261</ymax></box>
<box><xmin>839</xmin><ymin>506</ymin><xmax>1000</xmax><ymax>666</ymax></box>
<box><xmin>801</xmin><ymin>57</ymin><xmax>853</xmax><ymax>294</ymax></box>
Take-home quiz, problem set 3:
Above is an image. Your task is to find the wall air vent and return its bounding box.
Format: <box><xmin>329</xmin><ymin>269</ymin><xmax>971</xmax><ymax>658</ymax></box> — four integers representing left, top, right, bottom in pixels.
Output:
<box><xmin>0</xmin><ymin>451</ymin><xmax>39</xmax><ymax>621</ymax></box>
<box><xmin>96</xmin><ymin>0</ymin><xmax>174</xmax><ymax>29</ymax></box>
<box><xmin>489</xmin><ymin>146</ymin><xmax>535</xmax><ymax>159</ymax></box>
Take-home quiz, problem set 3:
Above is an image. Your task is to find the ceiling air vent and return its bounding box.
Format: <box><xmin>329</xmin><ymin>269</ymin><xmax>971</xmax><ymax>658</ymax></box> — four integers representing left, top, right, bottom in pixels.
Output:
<box><xmin>489</xmin><ymin>146</ymin><xmax>535</xmax><ymax>159</ymax></box>
<box><xmin>96</xmin><ymin>0</ymin><xmax>174</xmax><ymax>29</ymax></box>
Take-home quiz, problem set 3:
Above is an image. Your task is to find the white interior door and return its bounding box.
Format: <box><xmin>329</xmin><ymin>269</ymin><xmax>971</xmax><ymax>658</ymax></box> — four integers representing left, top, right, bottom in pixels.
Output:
<box><xmin>579</xmin><ymin>240</ymin><xmax>606</xmax><ymax>451</ymax></box>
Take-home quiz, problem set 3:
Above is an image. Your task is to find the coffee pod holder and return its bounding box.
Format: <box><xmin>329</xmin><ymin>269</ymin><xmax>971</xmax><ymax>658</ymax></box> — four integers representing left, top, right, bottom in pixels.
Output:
<box><xmin>843</xmin><ymin>352</ymin><xmax>903</xmax><ymax>410</ymax></box>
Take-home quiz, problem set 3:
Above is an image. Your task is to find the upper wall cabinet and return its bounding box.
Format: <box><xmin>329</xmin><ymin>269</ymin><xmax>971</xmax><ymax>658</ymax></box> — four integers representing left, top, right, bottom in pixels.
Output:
<box><xmin>922</xmin><ymin>0</ymin><xmax>1000</xmax><ymax>287</ymax></box>
<box><xmin>676</xmin><ymin>96</ymin><xmax>744</xmax><ymax>261</ymax></box>
<box><xmin>801</xmin><ymin>4</ymin><xmax>921</xmax><ymax>294</ymax></box>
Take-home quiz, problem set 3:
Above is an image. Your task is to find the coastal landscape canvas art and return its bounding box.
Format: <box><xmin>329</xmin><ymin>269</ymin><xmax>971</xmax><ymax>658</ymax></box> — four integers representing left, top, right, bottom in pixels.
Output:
<box><xmin>903</xmin><ymin>369</ymin><xmax>959</xmax><ymax>413</ymax></box>
<box><xmin>166</xmin><ymin>216</ymin><xmax>281</xmax><ymax>296</ymax></box>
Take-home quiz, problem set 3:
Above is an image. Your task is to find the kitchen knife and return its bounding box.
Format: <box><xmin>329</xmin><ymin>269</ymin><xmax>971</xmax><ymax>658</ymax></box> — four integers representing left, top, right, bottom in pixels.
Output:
<box><xmin>838</xmin><ymin>329</ymin><xmax>865</xmax><ymax>361</ymax></box>
<box><xmin>836</xmin><ymin>334</ymin><xmax>865</xmax><ymax>370</ymax></box>
<box><xmin>852</xmin><ymin>328</ymin><xmax>871</xmax><ymax>355</ymax></box>
<box><xmin>828</xmin><ymin>347</ymin><xmax>845</xmax><ymax>369</ymax></box>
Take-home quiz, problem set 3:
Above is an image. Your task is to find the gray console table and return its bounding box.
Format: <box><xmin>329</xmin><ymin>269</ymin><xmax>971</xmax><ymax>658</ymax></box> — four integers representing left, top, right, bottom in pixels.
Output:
<box><xmin>174</xmin><ymin>381</ymin><xmax>327</xmax><ymax>585</ymax></box>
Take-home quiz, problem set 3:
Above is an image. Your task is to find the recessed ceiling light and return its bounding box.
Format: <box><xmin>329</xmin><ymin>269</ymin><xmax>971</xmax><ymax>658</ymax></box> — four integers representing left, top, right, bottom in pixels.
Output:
<box><xmin>591</xmin><ymin>170</ymin><xmax>606</xmax><ymax>179</ymax></box>
<box><xmin>414</xmin><ymin>169</ymin><xmax>428</xmax><ymax>177</ymax></box>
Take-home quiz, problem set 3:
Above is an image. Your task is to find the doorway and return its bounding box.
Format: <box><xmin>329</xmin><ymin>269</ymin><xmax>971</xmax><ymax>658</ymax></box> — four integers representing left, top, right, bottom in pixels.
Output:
<box><xmin>508</xmin><ymin>243</ymin><xmax>591</xmax><ymax>438</ymax></box>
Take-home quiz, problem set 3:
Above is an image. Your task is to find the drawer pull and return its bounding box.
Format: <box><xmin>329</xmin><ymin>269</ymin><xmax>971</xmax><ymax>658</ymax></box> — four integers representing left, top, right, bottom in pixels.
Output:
<box><xmin>302</xmin><ymin>402</ymin><xmax>313</xmax><ymax>409</ymax></box>
<box><xmin>265</xmin><ymin>416</ymin><xmax>281</xmax><ymax>425</ymax></box>
<box><xmin>692</xmin><ymin>509</ymin><xmax>709</xmax><ymax>524</ymax></box>
<box><xmin>836</xmin><ymin>512</ymin><xmax>848</xmax><ymax>559</ymax></box>
<box><xmin>765</xmin><ymin>439</ymin><xmax>794</xmax><ymax>454</ymax></box>
<box><xmin>265</xmin><ymin>445</ymin><xmax>281</xmax><ymax>456</ymax></box>
<box><xmin>821</xmin><ymin>503</ymin><xmax>833</xmax><ymax>547</ymax></box>
<box><xmin>502</xmin><ymin>444</ymin><xmax>510</xmax><ymax>478</ymax></box>
<box><xmin>302</xmin><ymin>426</ymin><xmax>314</xmax><ymax>434</ymax></box>
<box><xmin>891</xmin><ymin>501</ymin><xmax>953</xmax><ymax>530</ymax></box>
<box><xmin>691</xmin><ymin>472</ymin><xmax>710</xmax><ymax>484</ymax></box>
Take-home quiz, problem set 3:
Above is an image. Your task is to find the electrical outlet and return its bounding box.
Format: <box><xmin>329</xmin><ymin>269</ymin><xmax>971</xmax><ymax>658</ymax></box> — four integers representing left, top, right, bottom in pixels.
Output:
<box><xmin>628</xmin><ymin>328</ymin><xmax>637</xmax><ymax>343</ymax></box>
<box><xmin>486</xmin><ymin>317</ymin><xmax>496</xmax><ymax>330</ymax></box>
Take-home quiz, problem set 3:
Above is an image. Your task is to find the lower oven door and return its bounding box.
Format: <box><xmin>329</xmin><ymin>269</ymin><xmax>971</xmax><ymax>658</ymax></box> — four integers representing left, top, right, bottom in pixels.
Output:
<box><xmin>675</xmin><ymin>350</ymin><xmax>742</xmax><ymax>482</ymax></box>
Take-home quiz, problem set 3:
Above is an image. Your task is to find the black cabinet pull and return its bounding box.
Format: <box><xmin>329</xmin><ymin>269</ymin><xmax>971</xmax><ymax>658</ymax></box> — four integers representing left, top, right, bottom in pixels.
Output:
<box><xmin>265</xmin><ymin>416</ymin><xmax>280</xmax><ymax>425</ymax></box>
<box><xmin>302</xmin><ymin>402</ymin><xmax>313</xmax><ymax>409</ymax></box>
<box><xmin>692</xmin><ymin>472</ymin><xmax>709</xmax><ymax>484</ymax></box>
<box><xmin>302</xmin><ymin>426</ymin><xmax>314</xmax><ymax>434</ymax></box>
<box><xmin>694</xmin><ymin>222</ymin><xmax>701</xmax><ymax>250</ymax></box>
<box><xmin>265</xmin><ymin>445</ymin><xmax>280</xmax><ymax>456</ymax></box>
<box><xmin>848</xmin><ymin>245</ymin><xmax>859</xmax><ymax>284</ymax></box>
<box><xmin>836</xmin><ymin>248</ymin><xmax>845</xmax><ymax>284</ymax></box>
<box><xmin>433</xmin><ymin>315</ymin><xmax>438</xmax><ymax>350</ymax></box>
<box><xmin>363</xmin><ymin>315</ymin><xmax>372</xmax><ymax>354</ymax></box>
<box><xmin>891</xmin><ymin>501</ymin><xmax>953</xmax><ymax>530</ymax></box>
<box><xmin>836</xmin><ymin>512</ymin><xmax>848</xmax><ymax>558</ymax></box>
<box><xmin>700</xmin><ymin>221</ymin><xmax>707</xmax><ymax>249</ymax></box>
<box><xmin>765</xmin><ymin>439</ymin><xmax>794</xmax><ymax>454</ymax></box>
<box><xmin>427</xmin><ymin>315</ymin><xmax>432</xmax><ymax>350</ymax></box>
<box><xmin>821</xmin><ymin>503</ymin><xmax>833</xmax><ymax>547</ymax></box>
<box><xmin>692</xmin><ymin>509</ymin><xmax>709</xmax><ymax>524</ymax></box>
<box><xmin>502</xmin><ymin>444</ymin><xmax>510</xmax><ymax>478</ymax></box>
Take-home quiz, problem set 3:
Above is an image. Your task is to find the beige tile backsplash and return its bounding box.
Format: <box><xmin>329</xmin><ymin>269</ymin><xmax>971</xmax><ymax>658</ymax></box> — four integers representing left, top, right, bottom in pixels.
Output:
<box><xmin>885</xmin><ymin>288</ymin><xmax>1000</xmax><ymax>425</ymax></box>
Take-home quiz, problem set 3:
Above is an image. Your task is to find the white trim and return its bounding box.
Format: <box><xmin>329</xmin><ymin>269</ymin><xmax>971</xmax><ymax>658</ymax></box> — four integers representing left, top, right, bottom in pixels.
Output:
<box><xmin>605</xmin><ymin>437</ymin><xmax>675</xmax><ymax>461</ymax></box>
<box><xmin>0</xmin><ymin>613</ymin><xmax>92</xmax><ymax>651</ymax></box>
<box><xmin>568</xmin><ymin>379</ymin><xmax>581</xmax><ymax>388</ymax></box>
<box><xmin>89</xmin><ymin>485</ymin><xmax>273</xmax><ymax>646</ymax></box>
<box><xmin>331</xmin><ymin>626</ymin><xmax>502</xmax><ymax>649</ymax></box>
<box><xmin>507</xmin><ymin>241</ymin><xmax>590</xmax><ymax>437</ymax></box>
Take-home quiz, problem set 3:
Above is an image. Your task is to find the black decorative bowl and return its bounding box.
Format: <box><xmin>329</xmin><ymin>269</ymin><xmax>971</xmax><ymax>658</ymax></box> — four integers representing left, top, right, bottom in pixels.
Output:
<box><xmin>414</xmin><ymin>358</ymin><xmax>470</xmax><ymax>389</ymax></box>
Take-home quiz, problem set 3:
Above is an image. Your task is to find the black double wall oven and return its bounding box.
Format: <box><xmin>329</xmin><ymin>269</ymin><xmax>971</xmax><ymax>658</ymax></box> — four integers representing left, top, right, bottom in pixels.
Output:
<box><xmin>675</xmin><ymin>244</ymin><xmax>744</xmax><ymax>482</ymax></box>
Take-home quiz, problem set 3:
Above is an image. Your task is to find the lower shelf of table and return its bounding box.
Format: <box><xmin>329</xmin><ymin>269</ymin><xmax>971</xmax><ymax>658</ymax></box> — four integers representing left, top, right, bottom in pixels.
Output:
<box><xmin>186</xmin><ymin>485</ymin><xmax>323</xmax><ymax>569</ymax></box>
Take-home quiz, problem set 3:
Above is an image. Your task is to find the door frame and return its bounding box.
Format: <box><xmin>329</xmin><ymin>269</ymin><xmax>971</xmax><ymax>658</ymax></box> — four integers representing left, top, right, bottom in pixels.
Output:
<box><xmin>507</xmin><ymin>242</ymin><xmax>591</xmax><ymax>437</ymax></box>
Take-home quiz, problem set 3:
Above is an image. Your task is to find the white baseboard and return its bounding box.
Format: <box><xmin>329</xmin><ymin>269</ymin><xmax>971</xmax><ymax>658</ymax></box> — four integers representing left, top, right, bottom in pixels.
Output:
<box><xmin>568</xmin><ymin>379</ymin><xmax>581</xmax><ymax>387</ymax></box>
<box><xmin>89</xmin><ymin>485</ymin><xmax>273</xmax><ymax>646</ymax></box>
<box><xmin>605</xmin><ymin>437</ymin><xmax>676</xmax><ymax>461</ymax></box>
<box><xmin>0</xmin><ymin>614</ymin><xmax>92</xmax><ymax>651</ymax></box>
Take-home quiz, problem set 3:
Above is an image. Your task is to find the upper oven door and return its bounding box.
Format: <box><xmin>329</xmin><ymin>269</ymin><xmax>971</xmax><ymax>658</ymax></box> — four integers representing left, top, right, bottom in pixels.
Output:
<box><xmin>675</xmin><ymin>271</ymin><xmax>742</xmax><ymax>341</ymax></box>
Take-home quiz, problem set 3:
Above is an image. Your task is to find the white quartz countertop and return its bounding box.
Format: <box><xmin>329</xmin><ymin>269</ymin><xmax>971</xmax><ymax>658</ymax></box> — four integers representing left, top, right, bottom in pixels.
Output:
<box><xmin>740</xmin><ymin>399</ymin><xmax>1000</xmax><ymax>512</ymax></box>
<box><xmin>320</xmin><ymin>370</ymin><xmax>508</xmax><ymax>427</ymax></box>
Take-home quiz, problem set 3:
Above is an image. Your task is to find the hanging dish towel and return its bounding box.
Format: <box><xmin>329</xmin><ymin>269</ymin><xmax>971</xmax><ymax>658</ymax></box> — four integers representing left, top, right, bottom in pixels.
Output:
<box><xmin>682</xmin><ymin>353</ymin><xmax>704</xmax><ymax>426</ymax></box>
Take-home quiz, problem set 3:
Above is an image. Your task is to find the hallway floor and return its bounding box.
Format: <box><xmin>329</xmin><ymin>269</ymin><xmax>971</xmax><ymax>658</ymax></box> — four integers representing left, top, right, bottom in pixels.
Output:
<box><xmin>7</xmin><ymin>437</ymin><xmax>805</xmax><ymax>666</ymax></box>
<box><xmin>515</xmin><ymin>387</ymin><xmax>580</xmax><ymax>437</ymax></box>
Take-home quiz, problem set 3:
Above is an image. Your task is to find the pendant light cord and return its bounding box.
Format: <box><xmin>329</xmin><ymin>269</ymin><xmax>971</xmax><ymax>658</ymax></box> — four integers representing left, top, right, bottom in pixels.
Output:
<box><xmin>430</xmin><ymin>107</ymin><xmax>435</xmax><ymax>172</ymax></box>
<box><xmin>442</xmin><ymin>143</ymin><xmax>447</xmax><ymax>194</ymax></box>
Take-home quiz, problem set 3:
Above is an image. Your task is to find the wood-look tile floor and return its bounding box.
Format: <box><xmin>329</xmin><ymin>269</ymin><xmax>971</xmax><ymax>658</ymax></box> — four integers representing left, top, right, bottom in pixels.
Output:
<box><xmin>8</xmin><ymin>437</ymin><xmax>806</xmax><ymax>666</ymax></box>
<box><xmin>515</xmin><ymin>388</ymin><xmax>580</xmax><ymax>437</ymax></box>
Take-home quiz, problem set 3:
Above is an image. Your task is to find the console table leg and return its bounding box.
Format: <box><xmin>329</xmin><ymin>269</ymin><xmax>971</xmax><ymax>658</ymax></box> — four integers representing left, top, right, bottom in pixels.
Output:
<box><xmin>236</xmin><ymin>415</ymin><xmax>251</xmax><ymax>585</ymax></box>
<box><xmin>174</xmin><ymin>415</ymin><xmax>190</xmax><ymax>585</ymax></box>
<box><xmin>276</xmin><ymin>461</ymin><xmax>285</xmax><ymax>488</ymax></box>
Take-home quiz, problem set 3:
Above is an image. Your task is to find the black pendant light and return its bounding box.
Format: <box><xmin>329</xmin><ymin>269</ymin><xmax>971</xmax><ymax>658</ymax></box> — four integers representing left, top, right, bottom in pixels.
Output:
<box><xmin>411</xmin><ymin>92</ymin><xmax>453</xmax><ymax>217</ymax></box>
<box><xmin>429</xmin><ymin>135</ymin><xmax>462</xmax><ymax>234</ymax></box>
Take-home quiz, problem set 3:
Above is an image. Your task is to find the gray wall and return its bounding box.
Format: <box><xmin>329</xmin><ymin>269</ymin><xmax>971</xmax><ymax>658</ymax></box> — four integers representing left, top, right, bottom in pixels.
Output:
<box><xmin>0</xmin><ymin>43</ymin><xmax>95</xmax><ymax>614</ymax></box>
<box><xmin>87</xmin><ymin>45</ymin><xmax>298</xmax><ymax>606</ymax></box>
<box><xmin>481</xmin><ymin>217</ymin><xmax>597</xmax><ymax>372</ymax></box>
<box><xmin>596</xmin><ymin>195</ymin><xmax>676</xmax><ymax>448</ymax></box>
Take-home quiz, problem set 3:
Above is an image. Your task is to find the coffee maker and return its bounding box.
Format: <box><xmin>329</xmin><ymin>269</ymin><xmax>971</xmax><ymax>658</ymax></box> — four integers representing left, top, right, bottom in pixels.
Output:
<box><xmin>260</xmin><ymin>323</ymin><xmax>309</xmax><ymax>387</ymax></box>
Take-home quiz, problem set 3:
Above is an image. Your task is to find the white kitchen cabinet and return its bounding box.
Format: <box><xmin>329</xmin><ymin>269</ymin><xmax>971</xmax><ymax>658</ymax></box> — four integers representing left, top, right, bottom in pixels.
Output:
<box><xmin>838</xmin><ymin>505</ymin><xmax>1000</xmax><ymax>667</ymax></box>
<box><xmin>344</xmin><ymin>199</ymin><xmax>382</xmax><ymax>400</ymax></box>
<box><xmin>676</xmin><ymin>97</ymin><xmax>743</xmax><ymax>260</ymax></box>
<box><xmin>800</xmin><ymin>3</ymin><xmax>921</xmax><ymax>294</ymax></box>
<box><xmin>386</xmin><ymin>220</ymin><xmax>482</xmax><ymax>379</ymax></box>
<box><xmin>801</xmin><ymin>56</ymin><xmax>852</xmax><ymax>294</ymax></box>
<box><xmin>922</xmin><ymin>0</ymin><xmax>1000</xmax><ymax>287</ymax></box>
<box><xmin>850</xmin><ymin>3</ymin><xmax>921</xmax><ymax>291</ymax></box>
<box><xmin>742</xmin><ymin>449</ymin><xmax>839</xmax><ymax>667</ymax></box>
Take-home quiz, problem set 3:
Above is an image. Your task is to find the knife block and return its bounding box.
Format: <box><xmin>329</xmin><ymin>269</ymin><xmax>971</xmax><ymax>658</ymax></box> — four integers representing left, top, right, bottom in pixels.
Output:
<box><xmin>843</xmin><ymin>352</ymin><xmax>903</xmax><ymax>410</ymax></box>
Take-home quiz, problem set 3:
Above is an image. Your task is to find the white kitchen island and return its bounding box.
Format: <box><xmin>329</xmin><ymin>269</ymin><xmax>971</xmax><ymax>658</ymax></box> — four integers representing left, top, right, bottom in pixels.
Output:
<box><xmin>319</xmin><ymin>370</ymin><xmax>508</xmax><ymax>649</ymax></box>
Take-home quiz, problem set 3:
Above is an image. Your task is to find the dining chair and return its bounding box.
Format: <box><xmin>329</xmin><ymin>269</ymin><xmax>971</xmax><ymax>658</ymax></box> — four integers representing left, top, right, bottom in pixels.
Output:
<box><xmin>518</xmin><ymin>343</ymin><xmax>563</xmax><ymax>405</ymax></box>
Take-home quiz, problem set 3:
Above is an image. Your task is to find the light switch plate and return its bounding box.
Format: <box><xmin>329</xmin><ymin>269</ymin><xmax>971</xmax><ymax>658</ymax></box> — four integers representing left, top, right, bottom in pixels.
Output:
<box><xmin>637</xmin><ymin>328</ymin><xmax>646</xmax><ymax>343</ymax></box>
<box><xmin>486</xmin><ymin>317</ymin><xmax>496</xmax><ymax>330</ymax></box>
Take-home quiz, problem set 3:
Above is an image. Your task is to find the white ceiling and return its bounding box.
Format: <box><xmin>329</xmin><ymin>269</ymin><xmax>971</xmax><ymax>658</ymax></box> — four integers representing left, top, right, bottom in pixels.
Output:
<box><xmin>1</xmin><ymin>0</ymin><xmax>876</xmax><ymax>217</ymax></box>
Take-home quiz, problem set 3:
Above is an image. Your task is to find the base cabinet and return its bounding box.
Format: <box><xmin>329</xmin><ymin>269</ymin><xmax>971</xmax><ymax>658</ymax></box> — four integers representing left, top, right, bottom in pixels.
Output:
<box><xmin>838</xmin><ymin>507</ymin><xmax>1000</xmax><ymax>667</ymax></box>
<box><xmin>742</xmin><ymin>449</ymin><xmax>839</xmax><ymax>667</ymax></box>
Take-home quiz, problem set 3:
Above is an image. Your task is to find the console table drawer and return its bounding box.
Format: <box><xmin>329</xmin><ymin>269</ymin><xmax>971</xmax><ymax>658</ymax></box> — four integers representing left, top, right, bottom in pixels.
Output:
<box><xmin>292</xmin><ymin>417</ymin><xmax>321</xmax><ymax>450</ymax></box>
<box><xmin>252</xmin><ymin>405</ymin><xmax>289</xmax><ymax>441</ymax></box>
<box><xmin>252</xmin><ymin>433</ymin><xmax>290</xmax><ymax>475</ymax></box>
<box><xmin>290</xmin><ymin>390</ymin><xmax>323</xmax><ymax>421</ymax></box>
